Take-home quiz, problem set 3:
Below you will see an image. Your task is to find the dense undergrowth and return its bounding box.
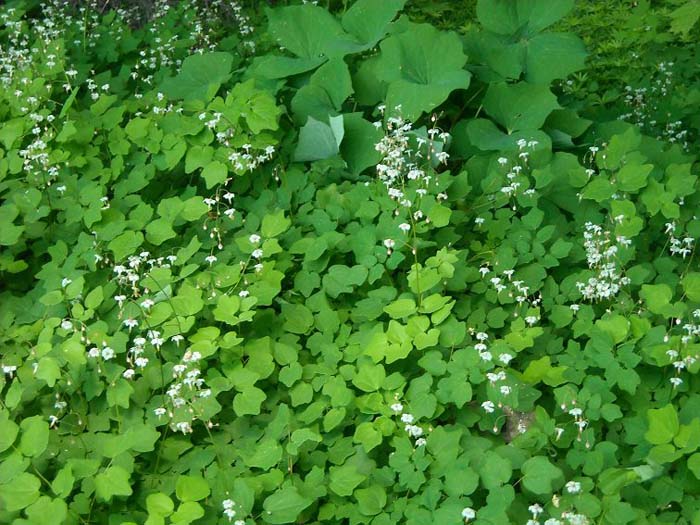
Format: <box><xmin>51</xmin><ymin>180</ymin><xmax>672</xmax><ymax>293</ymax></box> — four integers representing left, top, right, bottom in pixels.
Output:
<box><xmin>1</xmin><ymin>0</ymin><xmax>700</xmax><ymax>524</ymax></box>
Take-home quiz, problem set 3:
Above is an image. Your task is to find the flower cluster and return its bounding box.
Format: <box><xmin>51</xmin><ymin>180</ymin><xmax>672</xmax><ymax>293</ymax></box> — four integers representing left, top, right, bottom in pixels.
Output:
<box><xmin>495</xmin><ymin>139</ymin><xmax>539</xmax><ymax>206</ymax></box>
<box><xmin>113</xmin><ymin>251</ymin><xmax>177</xmax><ymax>301</ymax></box>
<box><xmin>575</xmin><ymin>222</ymin><xmax>631</xmax><ymax>301</ymax></box>
<box><xmin>221</xmin><ymin>497</ymin><xmax>246</xmax><ymax>525</ymax></box>
<box><xmin>155</xmin><ymin>349</ymin><xmax>213</xmax><ymax>434</ymax></box>
<box><xmin>619</xmin><ymin>62</ymin><xmax>689</xmax><ymax>149</ymax></box>
<box><xmin>390</xmin><ymin>398</ymin><xmax>427</xmax><ymax>447</ymax></box>
<box><xmin>664</xmin><ymin>222</ymin><xmax>694</xmax><ymax>258</ymax></box>
<box><xmin>373</xmin><ymin>106</ymin><xmax>450</xmax><ymax>240</ymax></box>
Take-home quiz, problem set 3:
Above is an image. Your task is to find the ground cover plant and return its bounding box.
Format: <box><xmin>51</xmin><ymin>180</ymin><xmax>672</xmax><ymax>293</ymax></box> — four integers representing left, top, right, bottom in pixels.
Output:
<box><xmin>1</xmin><ymin>0</ymin><xmax>700</xmax><ymax>524</ymax></box>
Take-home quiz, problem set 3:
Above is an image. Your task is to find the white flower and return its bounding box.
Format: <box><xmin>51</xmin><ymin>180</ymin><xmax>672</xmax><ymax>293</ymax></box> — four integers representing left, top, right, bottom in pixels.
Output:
<box><xmin>529</xmin><ymin>503</ymin><xmax>543</xmax><ymax>516</ymax></box>
<box><xmin>398</xmin><ymin>223</ymin><xmax>411</xmax><ymax>233</ymax></box>
<box><xmin>114</xmin><ymin>294</ymin><xmax>127</xmax><ymax>307</ymax></box>
<box><xmin>61</xmin><ymin>278</ymin><xmax>72</xmax><ymax>287</ymax></box>
<box><xmin>461</xmin><ymin>507</ymin><xmax>476</xmax><ymax>520</ymax></box>
<box><xmin>670</xmin><ymin>377</ymin><xmax>683</xmax><ymax>388</ymax></box>
<box><xmin>140</xmin><ymin>299</ymin><xmax>155</xmax><ymax>309</ymax></box>
<box><xmin>205</xmin><ymin>255</ymin><xmax>217</xmax><ymax>265</ymax></box>
<box><xmin>251</xmin><ymin>248</ymin><xmax>263</xmax><ymax>259</ymax></box>
<box><xmin>61</xmin><ymin>319</ymin><xmax>73</xmax><ymax>330</ymax></box>
<box><xmin>401</xmin><ymin>413</ymin><xmax>414</xmax><ymax>424</ymax></box>
<box><xmin>499</xmin><ymin>353</ymin><xmax>514</xmax><ymax>365</ymax></box>
<box><xmin>249</xmin><ymin>234</ymin><xmax>261</xmax><ymax>244</ymax></box>
<box><xmin>474</xmin><ymin>217</ymin><xmax>485</xmax><ymax>225</ymax></box>
<box><xmin>415</xmin><ymin>437</ymin><xmax>427</xmax><ymax>447</ymax></box>
<box><xmin>565</xmin><ymin>480</ymin><xmax>582</xmax><ymax>494</ymax></box>
<box><xmin>123</xmin><ymin>369</ymin><xmax>136</xmax><ymax>379</ymax></box>
<box><xmin>171</xmin><ymin>335</ymin><xmax>184</xmax><ymax>346</ymax></box>
<box><xmin>482</xmin><ymin>400</ymin><xmax>495</xmax><ymax>413</ymax></box>
<box><xmin>384</xmin><ymin>239</ymin><xmax>396</xmax><ymax>249</ymax></box>
<box><xmin>123</xmin><ymin>318</ymin><xmax>138</xmax><ymax>329</ymax></box>
<box><xmin>101</xmin><ymin>347</ymin><xmax>115</xmax><ymax>360</ymax></box>
<box><xmin>391</xmin><ymin>403</ymin><xmax>403</xmax><ymax>413</ymax></box>
<box><xmin>239</xmin><ymin>290</ymin><xmax>250</xmax><ymax>297</ymax></box>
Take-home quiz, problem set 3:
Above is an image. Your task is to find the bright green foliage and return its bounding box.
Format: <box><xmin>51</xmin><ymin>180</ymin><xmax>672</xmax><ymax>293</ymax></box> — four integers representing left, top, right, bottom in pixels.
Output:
<box><xmin>1</xmin><ymin>0</ymin><xmax>700</xmax><ymax>524</ymax></box>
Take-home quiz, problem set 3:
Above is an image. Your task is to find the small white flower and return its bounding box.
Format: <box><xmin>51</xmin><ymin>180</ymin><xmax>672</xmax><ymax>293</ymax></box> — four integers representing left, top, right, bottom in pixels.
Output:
<box><xmin>123</xmin><ymin>318</ymin><xmax>138</xmax><ymax>329</ymax></box>
<box><xmin>61</xmin><ymin>278</ymin><xmax>72</xmax><ymax>288</ymax></box>
<box><xmin>398</xmin><ymin>223</ymin><xmax>411</xmax><ymax>233</ymax></box>
<box><xmin>461</xmin><ymin>507</ymin><xmax>476</xmax><ymax>520</ymax></box>
<box><xmin>101</xmin><ymin>347</ymin><xmax>115</xmax><ymax>360</ymax></box>
<box><xmin>499</xmin><ymin>353</ymin><xmax>513</xmax><ymax>365</ymax></box>
<box><xmin>123</xmin><ymin>369</ymin><xmax>136</xmax><ymax>379</ymax></box>
<box><xmin>401</xmin><ymin>413</ymin><xmax>415</xmax><ymax>424</ymax></box>
<box><xmin>670</xmin><ymin>377</ymin><xmax>683</xmax><ymax>388</ymax></box>
<box><xmin>565</xmin><ymin>480</ymin><xmax>582</xmax><ymax>494</ymax></box>
<box><xmin>205</xmin><ymin>255</ymin><xmax>217</xmax><ymax>265</ymax></box>
<box><xmin>61</xmin><ymin>319</ymin><xmax>74</xmax><ymax>330</ymax></box>
<box><xmin>114</xmin><ymin>295</ymin><xmax>127</xmax><ymax>307</ymax></box>
<box><xmin>384</xmin><ymin>239</ymin><xmax>396</xmax><ymax>249</ymax></box>
<box><xmin>140</xmin><ymin>299</ymin><xmax>155</xmax><ymax>309</ymax></box>
<box><xmin>249</xmin><ymin>234</ymin><xmax>261</xmax><ymax>244</ymax></box>
<box><xmin>390</xmin><ymin>403</ymin><xmax>403</xmax><ymax>413</ymax></box>
<box><xmin>529</xmin><ymin>503</ymin><xmax>543</xmax><ymax>516</ymax></box>
<box><xmin>482</xmin><ymin>400</ymin><xmax>495</xmax><ymax>413</ymax></box>
<box><xmin>251</xmin><ymin>248</ymin><xmax>263</xmax><ymax>259</ymax></box>
<box><xmin>415</xmin><ymin>437</ymin><xmax>427</xmax><ymax>447</ymax></box>
<box><xmin>239</xmin><ymin>290</ymin><xmax>250</xmax><ymax>297</ymax></box>
<box><xmin>171</xmin><ymin>335</ymin><xmax>184</xmax><ymax>346</ymax></box>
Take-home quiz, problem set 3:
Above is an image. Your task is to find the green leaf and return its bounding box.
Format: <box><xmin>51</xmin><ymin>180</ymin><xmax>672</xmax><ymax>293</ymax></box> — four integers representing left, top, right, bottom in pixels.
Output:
<box><xmin>376</xmin><ymin>23</ymin><xmax>470</xmax><ymax>120</ymax></box>
<box><xmin>524</xmin><ymin>32</ymin><xmax>587</xmax><ymax>84</ymax></box>
<box><xmin>201</xmin><ymin>160</ymin><xmax>229</xmax><ymax>189</ymax></box>
<box><xmin>645</xmin><ymin>405</ymin><xmax>680</xmax><ymax>445</ymax></box>
<box><xmin>356</xmin><ymin>485</ymin><xmax>387</xmax><ymax>516</ymax></box>
<box><xmin>0</xmin><ymin>411</ymin><xmax>19</xmax><ymax>452</ymax></box>
<box><xmin>477</xmin><ymin>0</ymin><xmax>574</xmax><ymax>36</ymax></box>
<box><xmin>262</xmin><ymin>210</ymin><xmax>291</xmax><ymax>238</ymax></box>
<box><xmin>483</xmin><ymin>82</ymin><xmax>560</xmax><ymax>132</ymax></box>
<box><xmin>35</xmin><ymin>357</ymin><xmax>61</xmax><ymax>387</ymax></box>
<box><xmin>669</xmin><ymin>0</ymin><xmax>700</xmax><ymax>34</ymax></box>
<box><xmin>160</xmin><ymin>52</ymin><xmax>234</xmax><ymax>101</ymax></box>
<box><xmin>146</xmin><ymin>218</ymin><xmax>177</xmax><ymax>245</ymax></box>
<box><xmin>294</xmin><ymin>115</ymin><xmax>345</xmax><ymax>162</ymax></box>
<box><xmin>25</xmin><ymin>496</ymin><xmax>68</xmax><ymax>525</ymax></box>
<box><xmin>521</xmin><ymin>456</ymin><xmax>563</xmax><ymax>495</ymax></box>
<box><xmin>262</xmin><ymin>487</ymin><xmax>313</xmax><ymax>524</ymax></box>
<box><xmin>175</xmin><ymin>475</ymin><xmax>211</xmax><ymax>502</ymax></box>
<box><xmin>108</xmin><ymin>231</ymin><xmax>143</xmax><ymax>261</ymax></box>
<box><xmin>323</xmin><ymin>264</ymin><xmax>368</xmax><ymax>298</ymax></box>
<box><xmin>291</xmin><ymin>58</ymin><xmax>353</xmax><ymax>123</ymax></box>
<box><xmin>683</xmin><ymin>273</ymin><xmax>700</xmax><ymax>302</ymax></box>
<box><xmin>340</xmin><ymin>113</ymin><xmax>383</xmax><ymax>175</ymax></box>
<box><xmin>640</xmin><ymin>284</ymin><xmax>673</xmax><ymax>315</ymax></box>
<box><xmin>617</xmin><ymin>163</ymin><xmax>653</xmax><ymax>193</ymax></box>
<box><xmin>352</xmin><ymin>361</ymin><xmax>386</xmax><ymax>392</ymax></box>
<box><xmin>281</xmin><ymin>303</ymin><xmax>314</xmax><ymax>334</ymax></box>
<box><xmin>383</xmin><ymin>298</ymin><xmax>417</xmax><ymax>319</ymax></box>
<box><xmin>266</xmin><ymin>5</ymin><xmax>351</xmax><ymax>59</ymax></box>
<box><xmin>0</xmin><ymin>472</ymin><xmax>41</xmax><ymax>511</ymax></box>
<box><xmin>341</xmin><ymin>0</ymin><xmax>406</xmax><ymax>46</ymax></box>
<box><xmin>147</xmin><ymin>493</ymin><xmax>175</xmax><ymax>517</ymax></box>
<box><xmin>20</xmin><ymin>416</ymin><xmax>49</xmax><ymax>457</ymax></box>
<box><xmin>329</xmin><ymin>465</ymin><xmax>366</xmax><ymax>497</ymax></box>
<box><xmin>95</xmin><ymin>466</ymin><xmax>133</xmax><ymax>501</ymax></box>
<box><xmin>233</xmin><ymin>386</ymin><xmax>267</xmax><ymax>416</ymax></box>
<box><xmin>353</xmin><ymin>421</ymin><xmax>383</xmax><ymax>452</ymax></box>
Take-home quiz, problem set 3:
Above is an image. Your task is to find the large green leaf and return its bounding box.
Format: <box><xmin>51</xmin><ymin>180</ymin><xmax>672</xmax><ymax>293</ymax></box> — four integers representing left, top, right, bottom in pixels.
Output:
<box><xmin>160</xmin><ymin>52</ymin><xmax>234</xmax><ymax>101</ymax></box>
<box><xmin>646</xmin><ymin>405</ymin><xmax>680</xmax><ymax>445</ymax></box>
<box><xmin>376</xmin><ymin>23</ymin><xmax>470</xmax><ymax>120</ymax></box>
<box><xmin>524</xmin><ymin>33</ymin><xmax>587</xmax><ymax>84</ymax></box>
<box><xmin>483</xmin><ymin>82</ymin><xmax>560</xmax><ymax>132</ymax></box>
<box><xmin>294</xmin><ymin>115</ymin><xmax>345</xmax><ymax>162</ymax></box>
<box><xmin>477</xmin><ymin>0</ymin><xmax>575</xmax><ymax>36</ymax></box>
<box><xmin>341</xmin><ymin>0</ymin><xmax>406</xmax><ymax>46</ymax></box>
<box><xmin>266</xmin><ymin>5</ymin><xmax>358</xmax><ymax>59</ymax></box>
<box><xmin>262</xmin><ymin>487</ymin><xmax>313</xmax><ymax>524</ymax></box>
<box><xmin>340</xmin><ymin>113</ymin><xmax>383</xmax><ymax>175</ymax></box>
<box><xmin>291</xmin><ymin>58</ymin><xmax>353</xmax><ymax>123</ymax></box>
